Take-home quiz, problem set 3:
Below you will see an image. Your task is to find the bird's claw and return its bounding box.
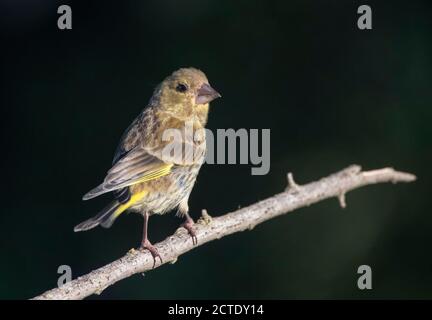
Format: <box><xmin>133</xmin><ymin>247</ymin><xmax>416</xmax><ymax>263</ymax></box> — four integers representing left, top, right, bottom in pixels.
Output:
<box><xmin>140</xmin><ymin>239</ymin><xmax>163</xmax><ymax>268</ymax></box>
<box><xmin>181</xmin><ymin>219</ymin><xmax>198</xmax><ymax>245</ymax></box>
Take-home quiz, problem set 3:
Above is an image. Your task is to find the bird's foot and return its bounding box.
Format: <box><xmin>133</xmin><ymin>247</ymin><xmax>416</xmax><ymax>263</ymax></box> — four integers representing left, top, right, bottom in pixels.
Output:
<box><xmin>181</xmin><ymin>218</ymin><xmax>198</xmax><ymax>245</ymax></box>
<box><xmin>140</xmin><ymin>239</ymin><xmax>163</xmax><ymax>268</ymax></box>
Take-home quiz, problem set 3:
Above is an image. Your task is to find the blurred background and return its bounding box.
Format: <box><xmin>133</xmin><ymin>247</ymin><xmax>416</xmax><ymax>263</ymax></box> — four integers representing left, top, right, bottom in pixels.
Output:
<box><xmin>0</xmin><ymin>0</ymin><xmax>431</xmax><ymax>299</ymax></box>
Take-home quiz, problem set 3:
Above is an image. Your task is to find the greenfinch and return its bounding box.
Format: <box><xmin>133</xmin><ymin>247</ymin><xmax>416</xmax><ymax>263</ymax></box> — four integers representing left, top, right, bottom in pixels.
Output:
<box><xmin>74</xmin><ymin>68</ymin><xmax>221</xmax><ymax>264</ymax></box>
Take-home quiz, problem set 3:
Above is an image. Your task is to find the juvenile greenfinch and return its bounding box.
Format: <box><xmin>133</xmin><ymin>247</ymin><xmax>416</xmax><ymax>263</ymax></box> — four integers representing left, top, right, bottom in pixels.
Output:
<box><xmin>74</xmin><ymin>68</ymin><xmax>221</xmax><ymax>264</ymax></box>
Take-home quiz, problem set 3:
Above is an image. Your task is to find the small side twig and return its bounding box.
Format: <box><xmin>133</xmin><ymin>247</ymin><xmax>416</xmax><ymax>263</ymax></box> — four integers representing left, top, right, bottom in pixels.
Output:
<box><xmin>286</xmin><ymin>172</ymin><xmax>301</xmax><ymax>193</ymax></box>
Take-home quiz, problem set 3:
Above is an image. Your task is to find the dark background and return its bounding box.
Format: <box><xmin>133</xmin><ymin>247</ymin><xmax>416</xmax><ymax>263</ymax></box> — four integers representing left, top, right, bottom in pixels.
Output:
<box><xmin>1</xmin><ymin>0</ymin><xmax>431</xmax><ymax>299</ymax></box>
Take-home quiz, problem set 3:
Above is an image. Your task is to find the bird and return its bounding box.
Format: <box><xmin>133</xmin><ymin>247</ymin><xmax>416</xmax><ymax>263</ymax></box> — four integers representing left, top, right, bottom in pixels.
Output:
<box><xmin>74</xmin><ymin>68</ymin><xmax>221</xmax><ymax>265</ymax></box>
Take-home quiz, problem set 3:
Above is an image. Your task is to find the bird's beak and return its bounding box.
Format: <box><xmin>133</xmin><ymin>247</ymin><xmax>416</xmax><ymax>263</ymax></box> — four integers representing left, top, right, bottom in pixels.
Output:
<box><xmin>196</xmin><ymin>83</ymin><xmax>221</xmax><ymax>105</ymax></box>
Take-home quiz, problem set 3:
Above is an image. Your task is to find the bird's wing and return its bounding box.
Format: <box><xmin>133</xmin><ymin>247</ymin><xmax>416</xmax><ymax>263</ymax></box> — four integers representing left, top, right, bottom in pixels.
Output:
<box><xmin>83</xmin><ymin>109</ymin><xmax>177</xmax><ymax>200</ymax></box>
<box><xmin>83</xmin><ymin>145</ymin><xmax>173</xmax><ymax>200</ymax></box>
<box><xmin>83</xmin><ymin>107</ymin><xmax>206</xmax><ymax>200</ymax></box>
<box><xmin>146</xmin><ymin>139</ymin><xmax>206</xmax><ymax>166</ymax></box>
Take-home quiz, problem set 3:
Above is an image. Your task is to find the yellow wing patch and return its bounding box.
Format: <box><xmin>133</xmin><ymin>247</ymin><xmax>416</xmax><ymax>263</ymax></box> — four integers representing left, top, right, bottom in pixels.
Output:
<box><xmin>130</xmin><ymin>163</ymin><xmax>174</xmax><ymax>185</ymax></box>
<box><xmin>112</xmin><ymin>164</ymin><xmax>172</xmax><ymax>218</ymax></box>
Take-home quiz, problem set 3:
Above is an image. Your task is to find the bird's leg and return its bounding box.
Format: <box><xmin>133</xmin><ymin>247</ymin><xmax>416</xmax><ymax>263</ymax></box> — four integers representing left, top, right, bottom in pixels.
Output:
<box><xmin>181</xmin><ymin>212</ymin><xmax>198</xmax><ymax>245</ymax></box>
<box><xmin>140</xmin><ymin>212</ymin><xmax>162</xmax><ymax>268</ymax></box>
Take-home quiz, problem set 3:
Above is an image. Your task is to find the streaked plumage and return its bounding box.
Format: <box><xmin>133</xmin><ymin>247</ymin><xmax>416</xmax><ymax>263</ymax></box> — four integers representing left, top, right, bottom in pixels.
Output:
<box><xmin>74</xmin><ymin>68</ymin><xmax>220</xmax><ymax>263</ymax></box>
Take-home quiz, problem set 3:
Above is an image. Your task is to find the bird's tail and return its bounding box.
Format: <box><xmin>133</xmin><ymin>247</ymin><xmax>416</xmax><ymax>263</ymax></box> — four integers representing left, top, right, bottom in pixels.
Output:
<box><xmin>74</xmin><ymin>190</ymin><xmax>148</xmax><ymax>232</ymax></box>
<box><xmin>74</xmin><ymin>201</ymin><xmax>122</xmax><ymax>232</ymax></box>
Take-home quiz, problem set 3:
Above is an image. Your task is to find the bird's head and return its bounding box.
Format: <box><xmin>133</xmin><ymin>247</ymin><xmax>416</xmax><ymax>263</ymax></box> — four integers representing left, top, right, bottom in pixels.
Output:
<box><xmin>153</xmin><ymin>67</ymin><xmax>221</xmax><ymax>124</ymax></box>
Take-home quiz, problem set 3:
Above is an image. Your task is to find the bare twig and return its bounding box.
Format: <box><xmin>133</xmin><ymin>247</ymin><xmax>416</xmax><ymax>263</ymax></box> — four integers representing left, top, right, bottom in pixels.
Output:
<box><xmin>32</xmin><ymin>165</ymin><xmax>416</xmax><ymax>300</ymax></box>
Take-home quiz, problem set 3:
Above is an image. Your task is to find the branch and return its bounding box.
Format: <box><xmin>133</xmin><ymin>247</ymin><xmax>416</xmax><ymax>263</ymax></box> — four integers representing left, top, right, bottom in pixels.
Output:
<box><xmin>32</xmin><ymin>165</ymin><xmax>416</xmax><ymax>300</ymax></box>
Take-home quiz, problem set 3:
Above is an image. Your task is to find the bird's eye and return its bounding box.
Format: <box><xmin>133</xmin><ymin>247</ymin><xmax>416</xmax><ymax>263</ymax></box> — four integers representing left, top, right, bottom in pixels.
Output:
<box><xmin>176</xmin><ymin>83</ymin><xmax>188</xmax><ymax>93</ymax></box>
